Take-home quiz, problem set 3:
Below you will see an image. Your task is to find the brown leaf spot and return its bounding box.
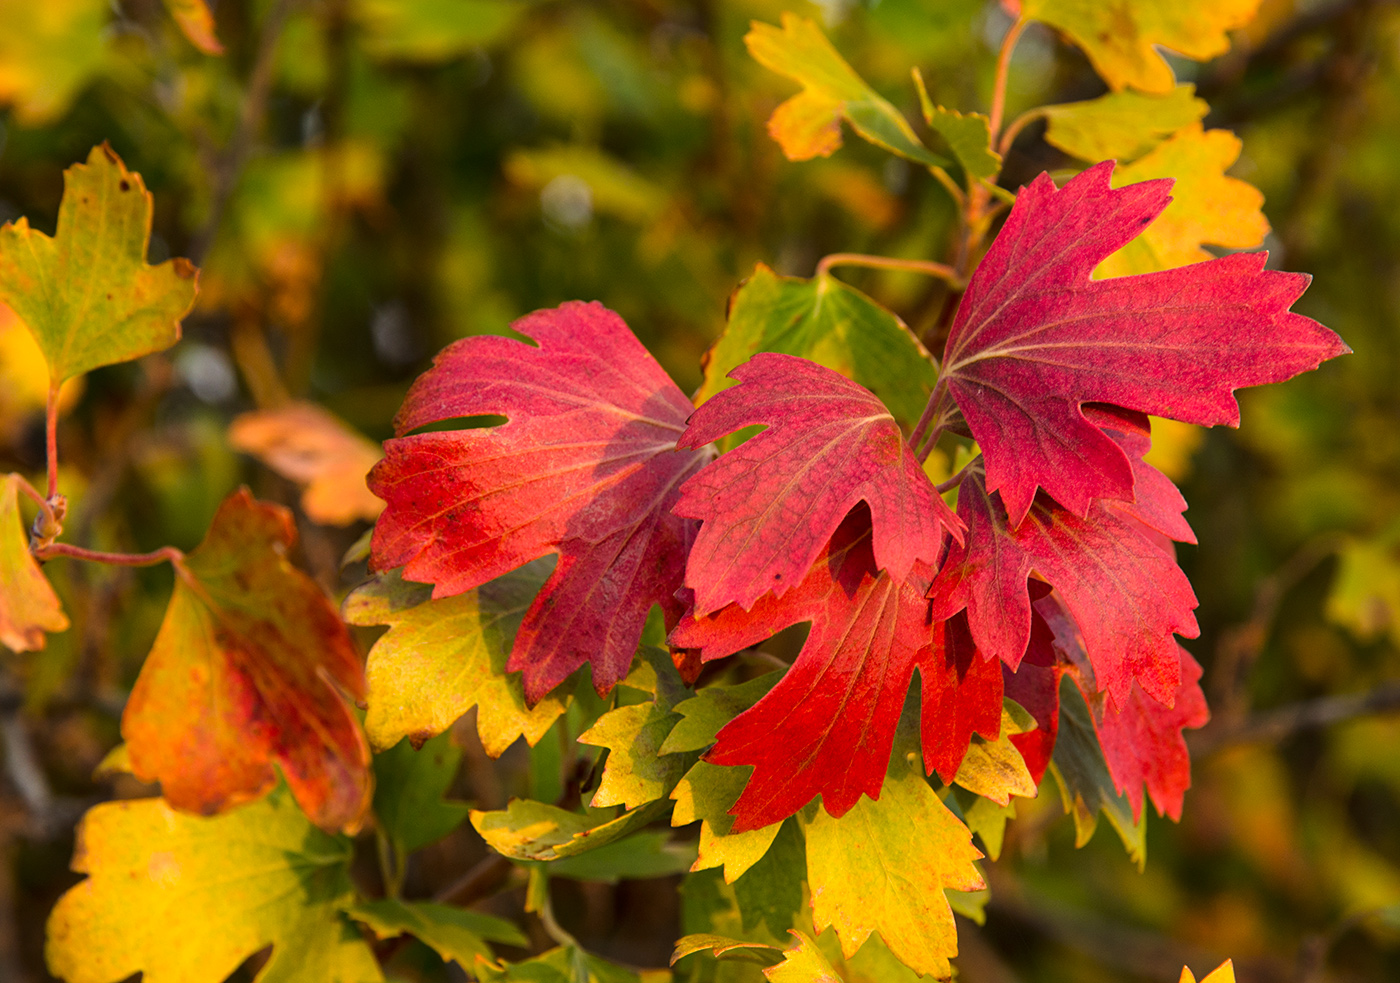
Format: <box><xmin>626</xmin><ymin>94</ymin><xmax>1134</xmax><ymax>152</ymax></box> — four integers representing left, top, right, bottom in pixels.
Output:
<box><xmin>119</xmin><ymin>180</ymin><xmax>131</xmax><ymax>192</ymax></box>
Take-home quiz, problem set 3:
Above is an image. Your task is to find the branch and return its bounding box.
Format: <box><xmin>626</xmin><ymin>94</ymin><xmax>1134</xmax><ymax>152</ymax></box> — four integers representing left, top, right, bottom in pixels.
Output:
<box><xmin>1188</xmin><ymin>680</ymin><xmax>1400</xmax><ymax>758</ymax></box>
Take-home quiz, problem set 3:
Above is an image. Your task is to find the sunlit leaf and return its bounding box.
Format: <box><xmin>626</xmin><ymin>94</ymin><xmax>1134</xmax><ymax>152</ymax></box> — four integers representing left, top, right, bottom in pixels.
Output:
<box><xmin>347</xmin><ymin>899</ymin><xmax>526</xmax><ymax>968</ymax></box>
<box><xmin>1042</xmin><ymin>85</ymin><xmax>1208</xmax><ymax>163</ymax></box>
<box><xmin>163</xmin><ymin>0</ymin><xmax>223</xmax><ymax>54</ymax></box>
<box><xmin>763</xmin><ymin>931</ymin><xmax>841</xmax><ymax>983</ymax></box>
<box><xmin>0</xmin><ymin>0</ymin><xmax>107</xmax><ymax>123</ymax></box>
<box><xmin>0</xmin><ymin>473</ymin><xmax>68</xmax><ymax>652</ymax></box>
<box><xmin>471</xmin><ymin>798</ymin><xmax>669</xmax><ymax>861</ymax></box>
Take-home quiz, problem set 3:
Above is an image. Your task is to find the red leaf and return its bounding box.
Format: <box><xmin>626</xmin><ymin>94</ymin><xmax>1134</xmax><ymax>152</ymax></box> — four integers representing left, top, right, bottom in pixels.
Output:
<box><xmin>368</xmin><ymin>302</ymin><xmax>707</xmax><ymax>703</ymax></box>
<box><xmin>676</xmin><ymin>354</ymin><xmax>961</xmax><ymax>615</ymax></box>
<box><xmin>920</xmin><ymin>612</ymin><xmax>1004</xmax><ymax>784</ymax></box>
<box><xmin>123</xmin><ymin>489</ymin><xmax>371</xmax><ymax>831</ymax></box>
<box><xmin>941</xmin><ymin>162</ymin><xmax>1348</xmax><ymax>524</ymax></box>
<box><xmin>1091</xmin><ymin>645</ymin><xmax>1209</xmax><ymax>821</ymax></box>
<box><xmin>670</xmin><ymin>509</ymin><xmax>935</xmax><ymax>832</ymax></box>
<box><xmin>929</xmin><ymin>462</ymin><xmax>1197</xmax><ymax>709</ymax></box>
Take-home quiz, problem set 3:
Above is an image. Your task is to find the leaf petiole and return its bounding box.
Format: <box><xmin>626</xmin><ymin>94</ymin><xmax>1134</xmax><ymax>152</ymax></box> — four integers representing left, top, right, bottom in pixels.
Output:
<box><xmin>815</xmin><ymin>253</ymin><xmax>962</xmax><ymax>287</ymax></box>
<box><xmin>45</xmin><ymin>381</ymin><xmax>60</xmax><ymax>499</ymax></box>
<box><xmin>34</xmin><ymin>542</ymin><xmax>183</xmax><ymax>568</ymax></box>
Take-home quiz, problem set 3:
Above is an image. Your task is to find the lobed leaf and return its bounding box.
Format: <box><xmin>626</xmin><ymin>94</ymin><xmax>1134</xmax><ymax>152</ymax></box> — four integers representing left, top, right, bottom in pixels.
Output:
<box><xmin>344</xmin><ymin>563</ymin><xmax>567</xmax><ymax>754</ymax></box>
<box><xmin>911</xmin><ymin>69</ymin><xmax>1001</xmax><ymax>181</ymax></box>
<box><xmin>471</xmin><ymin>798</ymin><xmax>670</xmax><ymax>861</ymax></box>
<box><xmin>46</xmin><ymin>788</ymin><xmax>380</xmax><ymax>983</ymax></box>
<box><xmin>1042</xmin><ymin>85</ymin><xmax>1208</xmax><ymax>163</ymax></box>
<box><xmin>0</xmin><ymin>145</ymin><xmax>197</xmax><ymax>383</ymax></box>
<box><xmin>347</xmin><ymin>898</ymin><xmax>526</xmax><ymax>968</ymax></box>
<box><xmin>763</xmin><ymin>931</ymin><xmax>842</xmax><ymax>983</ymax></box>
<box><xmin>122</xmin><ymin>489</ymin><xmax>371</xmax><ymax>832</ymax></box>
<box><xmin>940</xmin><ymin>162</ymin><xmax>1347</xmax><ymax>525</ymax></box>
<box><xmin>369</xmin><ymin>301</ymin><xmax>707</xmax><ymax>703</ymax></box>
<box><xmin>372</xmin><ymin>732</ymin><xmax>471</xmax><ymax>854</ymax></box>
<box><xmin>745</xmin><ymin>14</ymin><xmax>945</xmax><ymax>167</ymax></box>
<box><xmin>677</xmin><ymin>354</ymin><xmax>960</xmax><ymax>616</ymax></box>
<box><xmin>0</xmin><ymin>473</ymin><xmax>69</xmax><ymax>652</ymax></box>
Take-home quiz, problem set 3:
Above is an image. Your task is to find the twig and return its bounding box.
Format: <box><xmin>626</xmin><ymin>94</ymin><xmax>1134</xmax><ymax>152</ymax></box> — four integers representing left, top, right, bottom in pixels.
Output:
<box><xmin>432</xmin><ymin>853</ymin><xmax>514</xmax><ymax>906</ymax></box>
<box><xmin>35</xmin><ymin>543</ymin><xmax>183</xmax><ymax>568</ymax></box>
<box><xmin>1188</xmin><ymin>680</ymin><xmax>1400</xmax><ymax>758</ymax></box>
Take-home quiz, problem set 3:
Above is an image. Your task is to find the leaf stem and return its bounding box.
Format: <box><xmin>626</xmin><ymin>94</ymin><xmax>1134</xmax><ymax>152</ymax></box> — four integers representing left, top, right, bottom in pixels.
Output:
<box><xmin>815</xmin><ymin>253</ymin><xmax>962</xmax><ymax>287</ymax></box>
<box><xmin>988</xmin><ymin>18</ymin><xmax>1027</xmax><ymax>141</ymax></box>
<box><xmin>45</xmin><ymin>381</ymin><xmax>60</xmax><ymax>499</ymax></box>
<box><xmin>14</xmin><ymin>475</ymin><xmax>59</xmax><ymax>542</ymax></box>
<box><xmin>375</xmin><ymin>829</ymin><xmax>404</xmax><ymax>900</ymax></box>
<box><xmin>34</xmin><ymin>542</ymin><xmax>183</xmax><ymax>568</ymax></box>
<box><xmin>998</xmin><ymin>107</ymin><xmax>1047</xmax><ymax>158</ymax></box>
<box><xmin>908</xmin><ymin>387</ymin><xmax>945</xmax><ymax>450</ymax></box>
<box><xmin>935</xmin><ymin>468</ymin><xmax>966</xmax><ymax>495</ymax></box>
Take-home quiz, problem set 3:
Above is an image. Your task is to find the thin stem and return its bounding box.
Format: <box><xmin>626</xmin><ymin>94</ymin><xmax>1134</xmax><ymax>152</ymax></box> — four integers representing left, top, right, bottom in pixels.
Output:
<box><xmin>35</xmin><ymin>542</ymin><xmax>183</xmax><ymax>568</ymax></box>
<box><xmin>375</xmin><ymin>829</ymin><xmax>402</xmax><ymax>900</ymax></box>
<box><xmin>815</xmin><ymin>253</ymin><xmax>962</xmax><ymax>286</ymax></box>
<box><xmin>908</xmin><ymin>387</ymin><xmax>945</xmax><ymax>451</ymax></box>
<box><xmin>936</xmin><ymin>468</ymin><xmax>967</xmax><ymax>494</ymax></box>
<box><xmin>998</xmin><ymin>107</ymin><xmax>1046</xmax><ymax>158</ymax></box>
<box><xmin>45</xmin><ymin>382</ymin><xmax>60</xmax><ymax>499</ymax></box>
<box><xmin>988</xmin><ymin>18</ymin><xmax>1027</xmax><ymax>141</ymax></box>
<box><xmin>917</xmin><ymin>421</ymin><xmax>951</xmax><ymax>464</ymax></box>
<box><xmin>14</xmin><ymin>475</ymin><xmax>57</xmax><ymax>535</ymax></box>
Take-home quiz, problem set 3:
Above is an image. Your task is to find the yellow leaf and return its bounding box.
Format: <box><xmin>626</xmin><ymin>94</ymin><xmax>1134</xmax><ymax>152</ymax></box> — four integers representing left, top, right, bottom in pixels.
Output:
<box><xmin>0</xmin><ymin>145</ymin><xmax>198</xmax><ymax>384</ymax></box>
<box><xmin>804</xmin><ymin>757</ymin><xmax>984</xmax><ymax>978</ymax></box>
<box><xmin>953</xmin><ymin>706</ymin><xmax>1037</xmax><ymax>806</ymax></box>
<box><xmin>342</xmin><ymin>564</ymin><xmax>567</xmax><ymax>754</ymax></box>
<box><xmin>764</xmin><ymin>931</ymin><xmax>843</xmax><ymax>983</ymax></box>
<box><xmin>1181</xmin><ymin>959</ymin><xmax>1236</xmax><ymax>983</ymax></box>
<box><xmin>1097</xmin><ymin>125</ymin><xmax>1268</xmax><ymax>278</ymax></box>
<box><xmin>0</xmin><ymin>473</ymin><xmax>68</xmax><ymax>652</ymax></box>
<box><xmin>745</xmin><ymin>14</ymin><xmax>944</xmax><ymax>167</ymax></box>
<box><xmin>0</xmin><ymin>304</ymin><xmax>83</xmax><ymax>444</ymax></box>
<box><xmin>45</xmin><ymin>788</ymin><xmax>382</xmax><ymax>983</ymax></box>
<box><xmin>1143</xmin><ymin>416</ymin><xmax>1205</xmax><ymax>482</ymax></box>
<box><xmin>0</xmin><ymin>0</ymin><xmax>108</xmax><ymax>124</ymax></box>
<box><xmin>1042</xmin><ymin>85</ymin><xmax>1208</xmax><ymax>163</ymax></box>
<box><xmin>229</xmin><ymin>402</ymin><xmax>385</xmax><ymax>526</ymax></box>
<box><xmin>163</xmin><ymin>0</ymin><xmax>223</xmax><ymax>55</ymax></box>
<box><xmin>1019</xmin><ymin>0</ymin><xmax>1263</xmax><ymax>93</ymax></box>
<box><xmin>672</xmin><ymin>760</ymin><xmax>784</xmax><ymax>882</ymax></box>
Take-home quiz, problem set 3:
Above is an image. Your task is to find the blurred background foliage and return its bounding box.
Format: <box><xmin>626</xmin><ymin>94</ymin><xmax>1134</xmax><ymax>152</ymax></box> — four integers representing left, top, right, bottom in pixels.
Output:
<box><xmin>0</xmin><ymin>0</ymin><xmax>1398</xmax><ymax>980</ymax></box>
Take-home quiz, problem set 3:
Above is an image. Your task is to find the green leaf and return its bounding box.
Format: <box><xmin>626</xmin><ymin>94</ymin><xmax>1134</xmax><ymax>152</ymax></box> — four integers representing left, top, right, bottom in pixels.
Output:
<box><xmin>372</xmin><ymin>732</ymin><xmax>471</xmax><ymax>854</ymax></box>
<box><xmin>763</xmin><ymin>931</ymin><xmax>841</xmax><ymax>983</ymax></box>
<box><xmin>962</xmin><ymin>794</ymin><xmax>1016</xmax><ymax>862</ymax></box>
<box><xmin>45</xmin><ymin>787</ymin><xmax>382</xmax><ymax>983</ymax></box>
<box><xmin>343</xmin><ymin>562</ymin><xmax>568</xmax><ymax>754</ymax></box>
<box><xmin>952</xmin><ymin>705</ymin><xmax>1037</xmax><ymax>806</ymax></box>
<box><xmin>0</xmin><ymin>145</ymin><xmax>198</xmax><ymax>384</ymax></box>
<box><xmin>672</xmin><ymin>761</ymin><xmax>784</xmax><ymax>882</ymax></box>
<box><xmin>479</xmin><ymin>946</ymin><xmax>641</xmax><ymax>983</ymax></box>
<box><xmin>347</xmin><ymin>898</ymin><xmax>527</xmax><ymax>967</ymax></box>
<box><xmin>661</xmin><ymin>673</ymin><xmax>780</xmax><ymax>756</ymax></box>
<box><xmin>536</xmin><ymin>830</ymin><xmax>697</xmax><ymax>882</ymax></box>
<box><xmin>803</xmin><ymin>754</ymin><xmax>984</xmax><ymax>978</ymax></box>
<box><xmin>733</xmin><ymin>820</ymin><xmax>805</xmax><ymax>937</ymax></box>
<box><xmin>911</xmin><ymin>69</ymin><xmax>1000</xmax><ymax>181</ymax></box>
<box><xmin>1042</xmin><ymin>85</ymin><xmax>1208</xmax><ymax>163</ymax></box>
<box><xmin>745</xmin><ymin>14</ymin><xmax>946</xmax><ymax>168</ymax></box>
<box><xmin>1051</xmin><ymin>675</ymin><xmax>1146</xmax><ymax>869</ymax></box>
<box><xmin>697</xmin><ymin>266</ymin><xmax>937</xmax><ymax>432</ymax></box>
<box><xmin>1328</xmin><ymin>526</ymin><xmax>1400</xmax><ymax>647</ymax></box>
<box><xmin>1017</xmin><ymin>0</ymin><xmax>1260</xmax><ymax>93</ymax></box>
<box><xmin>471</xmin><ymin>798</ymin><xmax>671</xmax><ymax>861</ymax></box>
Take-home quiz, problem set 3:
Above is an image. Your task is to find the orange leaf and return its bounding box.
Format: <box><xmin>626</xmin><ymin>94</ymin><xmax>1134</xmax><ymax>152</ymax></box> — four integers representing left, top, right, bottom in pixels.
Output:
<box><xmin>229</xmin><ymin>402</ymin><xmax>384</xmax><ymax>526</ymax></box>
<box><xmin>163</xmin><ymin>0</ymin><xmax>223</xmax><ymax>55</ymax></box>
<box><xmin>0</xmin><ymin>473</ymin><xmax>68</xmax><ymax>652</ymax></box>
<box><xmin>123</xmin><ymin>488</ymin><xmax>371</xmax><ymax>832</ymax></box>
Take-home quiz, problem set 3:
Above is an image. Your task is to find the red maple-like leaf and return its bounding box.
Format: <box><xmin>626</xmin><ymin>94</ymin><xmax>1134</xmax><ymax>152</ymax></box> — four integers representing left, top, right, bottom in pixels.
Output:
<box><xmin>939</xmin><ymin>161</ymin><xmax>1349</xmax><ymax>525</ymax></box>
<box><xmin>1088</xmin><ymin>645</ymin><xmax>1209</xmax><ymax>821</ymax></box>
<box><xmin>920</xmin><ymin>612</ymin><xmax>1005</xmax><ymax>784</ymax></box>
<box><xmin>929</xmin><ymin>460</ymin><xmax>1197</xmax><ymax>710</ymax></box>
<box><xmin>675</xmin><ymin>354</ymin><xmax>961</xmax><ymax>615</ymax></box>
<box><xmin>368</xmin><ymin>302</ymin><xmax>707</xmax><ymax>703</ymax></box>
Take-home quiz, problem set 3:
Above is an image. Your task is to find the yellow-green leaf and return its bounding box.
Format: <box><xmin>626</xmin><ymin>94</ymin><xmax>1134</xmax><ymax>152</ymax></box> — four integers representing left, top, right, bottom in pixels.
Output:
<box><xmin>1017</xmin><ymin>0</ymin><xmax>1262</xmax><ymax>93</ymax></box>
<box><xmin>1328</xmin><ymin>528</ymin><xmax>1400</xmax><ymax>647</ymax></box>
<box><xmin>163</xmin><ymin>0</ymin><xmax>223</xmax><ymax>54</ymax></box>
<box><xmin>745</xmin><ymin>14</ymin><xmax>945</xmax><ymax>168</ymax></box>
<box><xmin>471</xmin><ymin>798</ymin><xmax>669</xmax><ymax>861</ymax></box>
<box><xmin>0</xmin><ymin>145</ymin><xmax>198</xmax><ymax>384</ymax></box>
<box><xmin>671</xmin><ymin>933</ymin><xmax>780</xmax><ymax>965</ymax></box>
<box><xmin>0</xmin><ymin>474</ymin><xmax>68</xmax><ymax>653</ymax></box>
<box><xmin>0</xmin><ymin>0</ymin><xmax>107</xmax><ymax>124</ymax></box>
<box><xmin>45</xmin><ymin>788</ymin><xmax>381</xmax><ymax>983</ymax></box>
<box><xmin>698</xmin><ymin>265</ymin><xmax>937</xmax><ymax>431</ymax></box>
<box><xmin>343</xmin><ymin>562</ymin><xmax>567</xmax><ymax>754</ymax></box>
<box><xmin>579</xmin><ymin>701</ymin><xmax>688</xmax><ymax>810</ymax></box>
<box><xmin>953</xmin><ymin>705</ymin><xmax>1037</xmax><ymax>806</ymax></box>
<box><xmin>962</xmin><ymin>795</ymin><xmax>1016</xmax><ymax>862</ymax></box>
<box><xmin>355</xmin><ymin>0</ymin><xmax>529</xmax><ymax>62</ymax></box>
<box><xmin>911</xmin><ymin>69</ymin><xmax>1000</xmax><ymax>181</ymax></box>
<box><xmin>347</xmin><ymin>898</ymin><xmax>527</xmax><ymax>968</ymax></box>
<box><xmin>764</xmin><ymin>931</ymin><xmax>842</xmax><ymax>983</ymax></box>
<box><xmin>1042</xmin><ymin>85</ymin><xmax>1208</xmax><ymax>163</ymax></box>
<box><xmin>803</xmin><ymin>756</ymin><xmax>984</xmax><ymax>978</ymax></box>
<box><xmin>672</xmin><ymin>760</ymin><xmax>784</xmax><ymax>882</ymax></box>
<box><xmin>1097</xmin><ymin>124</ymin><xmax>1268</xmax><ymax>278</ymax></box>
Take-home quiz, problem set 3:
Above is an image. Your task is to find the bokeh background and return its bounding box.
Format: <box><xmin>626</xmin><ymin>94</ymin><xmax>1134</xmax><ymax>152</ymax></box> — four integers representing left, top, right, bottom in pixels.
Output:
<box><xmin>1</xmin><ymin>0</ymin><xmax>1398</xmax><ymax>980</ymax></box>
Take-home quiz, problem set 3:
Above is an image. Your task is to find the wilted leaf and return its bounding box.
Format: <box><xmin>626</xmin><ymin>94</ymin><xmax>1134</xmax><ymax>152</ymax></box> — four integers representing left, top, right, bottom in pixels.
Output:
<box><xmin>372</xmin><ymin>732</ymin><xmax>470</xmax><ymax>854</ymax></box>
<box><xmin>0</xmin><ymin>145</ymin><xmax>198</xmax><ymax>384</ymax></box>
<box><xmin>803</xmin><ymin>751</ymin><xmax>984</xmax><ymax>979</ymax></box>
<box><xmin>672</xmin><ymin>933</ymin><xmax>780</xmax><ymax>965</ymax></box>
<box><xmin>0</xmin><ymin>0</ymin><xmax>107</xmax><ymax>123</ymax></box>
<box><xmin>1042</xmin><ymin>85</ymin><xmax>1208</xmax><ymax>163</ymax></box>
<box><xmin>164</xmin><ymin>0</ymin><xmax>223</xmax><ymax>54</ymax></box>
<box><xmin>347</xmin><ymin>898</ymin><xmax>526</xmax><ymax>967</ymax></box>
<box><xmin>229</xmin><ymin>402</ymin><xmax>384</xmax><ymax>526</ymax></box>
<box><xmin>343</xmin><ymin>564</ymin><xmax>567</xmax><ymax>754</ymax></box>
<box><xmin>0</xmin><ymin>473</ymin><xmax>69</xmax><ymax>652</ymax></box>
<box><xmin>698</xmin><ymin>265</ymin><xmax>938</xmax><ymax>432</ymax></box>
<box><xmin>677</xmin><ymin>355</ymin><xmax>960</xmax><ymax>616</ymax></box>
<box><xmin>122</xmin><ymin>489</ymin><xmax>372</xmax><ymax>832</ymax></box>
<box><xmin>745</xmin><ymin>14</ymin><xmax>945</xmax><ymax>167</ymax></box>
<box><xmin>764</xmin><ymin>931</ymin><xmax>841</xmax><ymax>983</ymax></box>
<box><xmin>1012</xmin><ymin>0</ymin><xmax>1263</xmax><ymax>93</ymax></box>
<box><xmin>1098</xmin><ymin>125</ymin><xmax>1269</xmax><ymax>278</ymax></box>
<box><xmin>940</xmin><ymin>162</ymin><xmax>1345</xmax><ymax>525</ymax></box>
<box><xmin>46</xmin><ymin>788</ymin><xmax>381</xmax><ymax>983</ymax></box>
<box><xmin>369</xmin><ymin>301</ymin><xmax>707</xmax><ymax>703</ymax></box>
